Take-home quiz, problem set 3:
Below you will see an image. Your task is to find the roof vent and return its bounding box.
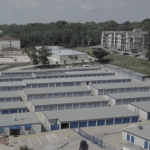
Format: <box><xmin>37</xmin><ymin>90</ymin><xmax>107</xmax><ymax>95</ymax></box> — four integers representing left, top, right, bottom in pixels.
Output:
<box><xmin>137</xmin><ymin>125</ymin><xmax>143</xmax><ymax>130</ymax></box>
<box><xmin>13</xmin><ymin>117</ymin><xmax>18</xmax><ymax>121</ymax></box>
<box><xmin>21</xmin><ymin>117</ymin><xmax>23</xmax><ymax>120</ymax></box>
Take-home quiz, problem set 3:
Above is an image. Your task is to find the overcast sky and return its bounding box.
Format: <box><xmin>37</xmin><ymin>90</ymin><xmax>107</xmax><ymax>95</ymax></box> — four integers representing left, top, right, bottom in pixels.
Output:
<box><xmin>0</xmin><ymin>0</ymin><xmax>150</xmax><ymax>24</ymax></box>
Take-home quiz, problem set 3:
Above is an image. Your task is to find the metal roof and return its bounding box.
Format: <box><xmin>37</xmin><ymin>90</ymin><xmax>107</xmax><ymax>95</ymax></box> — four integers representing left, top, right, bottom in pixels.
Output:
<box><xmin>107</xmin><ymin>92</ymin><xmax>150</xmax><ymax>100</ymax></box>
<box><xmin>23</xmin><ymin>86</ymin><xmax>91</xmax><ymax>95</ymax></box>
<box><xmin>0</xmin><ymin>112</ymin><xmax>41</xmax><ymax>127</ymax></box>
<box><xmin>130</xmin><ymin>102</ymin><xmax>150</xmax><ymax>112</ymax></box>
<box><xmin>0</xmin><ymin>75</ymin><xmax>34</xmax><ymax>79</ymax></box>
<box><xmin>118</xmin><ymin>68</ymin><xmax>135</xmax><ymax>73</ymax></box>
<box><xmin>23</xmin><ymin>76</ymin><xmax>131</xmax><ymax>84</ymax></box>
<box><xmin>131</xmin><ymin>72</ymin><xmax>149</xmax><ymax>77</ymax></box>
<box><xmin>0</xmin><ymin>91</ymin><xmax>20</xmax><ymax>98</ymax></box>
<box><xmin>1</xmin><ymin>69</ymin><xmax>46</xmax><ymax>73</ymax></box>
<box><xmin>0</xmin><ymin>102</ymin><xmax>26</xmax><ymax>110</ymax></box>
<box><xmin>89</xmin><ymin>82</ymin><xmax>150</xmax><ymax>90</ymax></box>
<box><xmin>104</xmin><ymin>64</ymin><xmax>123</xmax><ymax>69</ymax></box>
<box><xmin>0</xmin><ymin>82</ymin><xmax>25</xmax><ymax>87</ymax></box>
<box><xmin>43</xmin><ymin>106</ymin><xmax>138</xmax><ymax>122</ymax></box>
<box><xmin>31</xmin><ymin>96</ymin><xmax>108</xmax><ymax>106</ymax></box>
<box><xmin>46</xmin><ymin>68</ymin><xmax>71</xmax><ymax>71</ymax></box>
<box><xmin>123</xmin><ymin>124</ymin><xmax>150</xmax><ymax>141</ymax></box>
<box><xmin>68</xmin><ymin>66</ymin><xmax>100</xmax><ymax>70</ymax></box>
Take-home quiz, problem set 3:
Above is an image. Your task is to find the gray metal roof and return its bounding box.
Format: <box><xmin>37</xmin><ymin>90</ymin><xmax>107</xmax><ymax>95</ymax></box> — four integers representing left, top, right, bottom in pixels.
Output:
<box><xmin>0</xmin><ymin>75</ymin><xmax>34</xmax><ymax>79</ymax></box>
<box><xmin>104</xmin><ymin>64</ymin><xmax>123</xmax><ymax>69</ymax></box>
<box><xmin>69</xmin><ymin>66</ymin><xmax>100</xmax><ymax>70</ymax></box>
<box><xmin>31</xmin><ymin>96</ymin><xmax>108</xmax><ymax>106</ymax></box>
<box><xmin>118</xmin><ymin>68</ymin><xmax>135</xmax><ymax>73</ymax></box>
<box><xmin>107</xmin><ymin>92</ymin><xmax>150</xmax><ymax>100</ymax></box>
<box><xmin>23</xmin><ymin>76</ymin><xmax>131</xmax><ymax>84</ymax></box>
<box><xmin>46</xmin><ymin>68</ymin><xmax>71</xmax><ymax>71</ymax></box>
<box><xmin>0</xmin><ymin>113</ymin><xmax>41</xmax><ymax>127</ymax></box>
<box><xmin>1</xmin><ymin>69</ymin><xmax>46</xmax><ymax>73</ymax></box>
<box><xmin>0</xmin><ymin>82</ymin><xmax>25</xmax><ymax>87</ymax></box>
<box><xmin>0</xmin><ymin>102</ymin><xmax>26</xmax><ymax>110</ymax></box>
<box><xmin>130</xmin><ymin>102</ymin><xmax>150</xmax><ymax>112</ymax></box>
<box><xmin>89</xmin><ymin>82</ymin><xmax>150</xmax><ymax>90</ymax></box>
<box><xmin>43</xmin><ymin>106</ymin><xmax>138</xmax><ymax>122</ymax></box>
<box><xmin>123</xmin><ymin>124</ymin><xmax>150</xmax><ymax>141</ymax></box>
<box><xmin>0</xmin><ymin>91</ymin><xmax>20</xmax><ymax>98</ymax></box>
<box><xmin>131</xmin><ymin>72</ymin><xmax>149</xmax><ymax>77</ymax></box>
<box><xmin>23</xmin><ymin>86</ymin><xmax>91</xmax><ymax>95</ymax></box>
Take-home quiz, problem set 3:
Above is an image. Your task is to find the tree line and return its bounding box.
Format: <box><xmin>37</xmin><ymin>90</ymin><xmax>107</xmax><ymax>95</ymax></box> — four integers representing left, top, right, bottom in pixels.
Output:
<box><xmin>0</xmin><ymin>19</ymin><xmax>150</xmax><ymax>49</ymax></box>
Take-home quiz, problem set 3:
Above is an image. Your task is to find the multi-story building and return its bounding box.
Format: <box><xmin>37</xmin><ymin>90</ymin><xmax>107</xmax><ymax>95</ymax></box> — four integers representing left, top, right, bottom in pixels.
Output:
<box><xmin>101</xmin><ymin>29</ymin><xmax>149</xmax><ymax>52</ymax></box>
<box><xmin>0</xmin><ymin>36</ymin><xmax>22</xmax><ymax>55</ymax></box>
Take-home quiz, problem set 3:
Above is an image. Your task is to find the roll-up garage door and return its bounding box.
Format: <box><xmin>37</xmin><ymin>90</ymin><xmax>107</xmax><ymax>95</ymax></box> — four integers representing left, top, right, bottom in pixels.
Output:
<box><xmin>28</xmin><ymin>95</ymin><xmax>33</xmax><ymax>100</ymax></box>
<box><xmin>73</xmin><ymin>104</ymin><xmax>79</xmax><ymax>109</ymax></box>
<box><xmin>50</xmin><ymin>83</ymin><xmax>55</xmax><ymax>87</ymax></box>
<box><xmin>13</xmin><ymin>97</ymin><xmax>20</xmax><ymax>102</ymax></box>
<box><xmin>126</xmin><ymin>88</ymin><xmax>131</xmax><ymax>93</ymax></box>
<box><xmin>48</xmin><ymin>94</ymin><xmax>53</xmax><ymax>98</ymax></box>
<box><xmin>54</xmin><ymin>76</ymin><xmax>58</xmax><ymax>78</ymax></box>
<box><xmin>56</xmin><ymin>83</ymin><xmax>61</xmax><ymax>87</ymax></box>
<box><xmin>97</xmin><ymin>120</ymin><xmax>105</xmax><ymax>126</ymax></box>
<box><xmin>139</xmin><ymin>88</ymin><xmax>144</xmax><ymax>92</ymax></box>
<box><xmin>145</xmin><ymin>87</ymin><xmax>149</xmax><ymax>92</ymax></box>
<box><xmin>107</xmin><ymin>80</ymin><xmax>111</xmax><ymax>83</ymax></box>
<box><xmin>79</xmin><ymin>75</ymin><xmax>83</xmax><ymax>77</ymax></box>
<box><xmin>60</xmin><ymin>93</ymin><xmax>66</xmax><ymax>98</ymax></box>
<box><xmin>66</xmin><ymin>104</ymin><xmax>72</xmax><ymax>109</ymax></box>
<box><xmin>80</xmin><ymin>103</ymin><xmax>87</xmax><ymax>108</ymax></box>
<box><xmin>129</xmin><ymin>99</ymin><xmax>135</xmax><ymax>103</ymax></box>
<box><xmin>54</xmin><ymin>94</ymin><xmax>60</xmax><ymax>98</ymax></box>
<box><xmin>116</xmin><ymin>100</ymin><xmax>122</xmax><ymax>105</ymax></box>
<box><xmin>51</xmin><ymin>124</ymin><xmax>59</xmax><ymax>131</ymax></box>
<box><xmin>43</xmin><ymin>84</ymin><xmax>48</xmax><ymax>88</ymax></box>
<box><xmin>0</xmin><ymin>98</ymin><xmax>5</xmax><ymax>102</ymax></box>
<box><xmin>118</xmin><ymin>89</ymin><xmax>125</xmax><ymax>93</ymax></box>
<box><xmin>102</xmin><ymin>81</ymin><xmax>106</xmax><ymax>84</ymax></box>
<box><xmin>10</xmin><ymin>109</ymin><xmax>17</xmax><ymax>114</ymax></box>
<box><xmin>2</xmin><ymin>87</ymin><xmax>7</xmax><ymax>91</ymax></box>
<box><xmin>34</xmin><ymin>94</ymin><xmax>41</xmax><ymax>99</ymax></box>
<box><xmin>117</xmin><ymin>80</ymin><xmax>121</xmax><ymax>83</ymax></box>
<box><xmin>95</xmin><ymin>102</ymin><xmax>101</xmax><ymax>107</ymax></box>
<box><xmin>123</xmin><ymin>118</ymin><xmax>130</xmax><ymax>123</ymax></box>
<box><xmin>35</xmin><ymin>106</ymin><xmax>42</xmax><ymax>112</ymax></box>
<box><xmin>92</xmin><ymin>81</ymin><xmax>96</xmax><ymax>84</ymax></box>
<box><xmin>131</xmin><ymin>117</ymin><xmax>138</xmax><ymax>123</ymax></box>
<box><xmin>98</xmin><ymin>90</ymin><xmax>103</xmax><ymax>95</ymax></box>
<box><xmin>6</xmin><ymin>98</ymin><xmax>12</xmax><ymax>102</ymax></box>
<box><xmin>148</xmin><ymin>113</ymin><xmax>150</xmax><ymax>120</ymax></box>
<box><xmin>67</xmin><ymin>93</ymin><xmax>72</xmax><ymax>97</ymax></box>
<box><xmin>14</xmin><ymin>87</ymin><xmax>19</xmax><ymax>91</ymax></box>
<box><xmin>97</xmin><ymin>81</ymin><xmax>101</xmax><ymax>84</ymax></box>
<box><xmin>88</xmin><ymin>121</ymin><xmax>96</xmax><ymax>127</ymax></box>
<box><xmin>76</xmin><ymin>82</ymin><xmax>81</xmax><ymax>86</ymax></box>
<box><xmin>104</xmin><ymin>90</ymin><xmax>111</xmax><ymax>94</ymax></box>
<box><xmin>8</xmin><ymin>87</ymin><xmax>13</xmax><ymax>91</ymax></box>
<box><xmin>115</xmin><ymin>118</ymin><xmax>122</xmax><ymax>124</ymax></box>
<box><xmin>60</xmin><ymin>76</ymin><xmax>64</xmax><ymax>78</ymax></box>
<box><xmin>122</xmin><ymin>99</ymin><xmax>128</xmax><ymax>104</ymax></box>
<box><xmin>102</xmin><ymin>102</ymin><xmax>108</xmax><ymax>107</ymax></box>
<box><xmin>86</xmin><ymin>92</ymin><xmax>91</xmax><ymax>96</ymax></box>
<box><xmin>111</xmin><ymin>89</ymin><xmax>118</xmax><ymax>94</ymax></box>
<box><xmin>2</xmin><ymin>110</ymin><xmax>9</xmax><ymax>114</ymax></box>
<box><xmin>58</xmin><ymin>105</ymin><xmax>65</xmax><ymax>110</ymax></box>
<box><xmin>50</xmin><ymin>105</ymin><xmax>57</xmax><ymax>111</ymax></box>
<box><xmin>38</xmin><ymin>84</ymin><xmax>43</xmax><ymax>88</ymax></box>
<box><xmin>136</xmin><ymin>98</ymin><xmax>141</xmax><ymax>102</ymax></box>
<box><xmin>32</xmin><ymin>84</ymin><xmax>37</xmax><ymax>88</ymax></box>
<box><xmin>70</xmin><ymin>122</ymin><xmax>78</xmax><ymax>128</ymax></box>
<box><xmin>87</xmin><ymin>102</ymin><xmax>94</xmax><ymax>108</ymax></box>
<box><xmin>63</xmin><ymin>83</ymin><xmax>68</xmax><ymax>86</ymax></box>
<box><xmin>79</xmin><ymin>121</ymin><xmax>87</xmax><ymax>128</ymax></box>
<box><xmin>43</xmin><ymin>106</ymin><xmax>50</xmax><ymax>111</ymax></box>
<box><xmin>73</xmin><ymin>92</ymin><xmax>79</xmax><ymax>97</ymax></box>
<box><xmin>26</xmin><ymin>85</ymin><xmax>31</xmax><ymax>88</ymax></box>
<box><xmin>69</xmin><ymin>82</ymin><xmax>74</xmax><ymax>86</ymax></box>
<box><xmin>132</xmin><ymin>88</ymin><xmax>138</xmax><ymax>92</ymax></box>
<box><xmin>80</xmin><ymin>92</ymin><xmax>85</xmax><ymax>96</ymax></box>
<box><xmin>143</xmin><ymin>98</ymin><xmax>148</xmax><ymax>102</ymax></box>
<box><xmin>122</xmin><ymin>80</ymin><xmax>126</xmax><ymax>83</ymax></box>
<box><xmin>106</xmin><ymin>119</ymin><xmax>113</xmax><ymax>125</ymax></box>
<box><xmin>42</xmin><ymin>77</ymin><xmax>47</xmax><ymax>79</ymax></box>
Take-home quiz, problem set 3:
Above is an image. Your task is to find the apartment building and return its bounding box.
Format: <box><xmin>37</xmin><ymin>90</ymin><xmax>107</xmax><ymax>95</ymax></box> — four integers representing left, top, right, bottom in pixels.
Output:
<box><xmin>101</xmin><ymin>29</ymin><xmax>149</xmax><ymax>52</ymax></box>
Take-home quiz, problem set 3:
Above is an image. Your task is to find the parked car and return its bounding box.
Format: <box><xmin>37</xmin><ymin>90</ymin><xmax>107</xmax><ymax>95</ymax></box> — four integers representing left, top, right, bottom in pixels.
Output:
<box><xmin>79</xmin><ymin>140</ymin><xmax>88</xmax><ymax>150</ymax></box>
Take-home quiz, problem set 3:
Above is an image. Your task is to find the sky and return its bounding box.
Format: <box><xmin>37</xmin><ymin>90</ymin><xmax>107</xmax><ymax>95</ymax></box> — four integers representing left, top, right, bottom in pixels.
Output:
<box><xmin>0</xmin><ymin>0</ymin><xmax>150</xmax><ymax>24</ymax></box>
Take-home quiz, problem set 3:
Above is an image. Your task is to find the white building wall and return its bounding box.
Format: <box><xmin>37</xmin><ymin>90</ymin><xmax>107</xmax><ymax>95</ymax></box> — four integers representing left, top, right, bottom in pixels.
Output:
<box><xmin>0</xmin><ymin>40</ymin><xmax>20</xmax><ymax>50</ymax></box>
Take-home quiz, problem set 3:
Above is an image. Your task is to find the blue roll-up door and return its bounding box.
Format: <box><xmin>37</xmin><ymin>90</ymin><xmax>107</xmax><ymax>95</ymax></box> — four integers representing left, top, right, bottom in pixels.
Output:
<box><xmin>9</xmin><ymin>125</ymin><xmax>21</xmax><ymax>130</ymax></box>
<box><xmin>70</xmin><ymin>122</ymin><xmax>78</xmax><ymax>128</ymax></box>
<box><xmin>51</xmin><ymin>124</ymin><xmax>59</xmax><ymax>131</ymax></box>
<box><xmin>144</xmin><ymin>141</ymin><xmax>148</xmax><ymax>149</ymax></box>
<box><xmin>123</xmin><ymin>118</ymin><xmax>130</xmax><ymax>124</ymax></box>
<box><xmin>131</xmin><ymin>136</ymin><xmax>134</xmax><ymax>143</ymax></box>
<box><xmin>106</xmin><ymin>119</ymin><xmax>113</xmax><ymax>125</ymax></box>
<box><xmin>115</xmin><ymin>118</ymin><xmax>122</xmax><ymax>124</ymax></box>
<box><xmin>10</xmin><ymin>109</ymin><xmax>17</xmax><ymax>114</ymax></box>
<box><xmin>148</xmin><ymin>113</ymin><xmax>150</xmax><ymax>120</ymax></box>
<box><xmin>131</xmin><ymin>117</ymin><xmax>138</xmax><ymax>123</ymax></box>
<box><xmin>127</xmin><ymin>134</ymin><xmax>130</xmax><ymax>141</ymax></box>
<box><xmin>0</xmin><ymin>127</ymin><xmax>3</xmax><ymax>131</ymax></box>
<box><xmin>79</xmin><ymin>121</ymin><xmax>87</xmax><ymax>128</ymax></box>
<box><xmin>24</xmin><ymin>124</ymin><xmax>31</xmax><ymax>129</ymax></box>
<box><xmin>23</xmin><ymin>109</ymin><xmax>26</xmax><ymax>113</ymax></box>
<box><xmin>2</xmin><ymin>110</ymin><xmax>9</xmax><ymax>114</ymax></box>
<box><xmin>88</xmin><ymin>121</ymin><xmax>96</xmax><ymax>127</ymax></box>
<box><xmin>97</xmin><ymin>120</ymin><xmax>105</xmax><ymax>126</ymax></box>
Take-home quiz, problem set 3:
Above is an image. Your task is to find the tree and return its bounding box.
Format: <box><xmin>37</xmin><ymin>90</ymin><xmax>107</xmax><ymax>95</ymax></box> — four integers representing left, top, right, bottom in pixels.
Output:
<box><xmin>30</xmin><ymin>47</ymin><xmax>39</xmax><ymax>69</ymax></box>
<box><xmin>69</xmin><ymin>55</ymin><xmax>73</xmax><ymax>63</ymax></box>
<box><xmin>93</xmin><ymin>49</ymin><xmax>109</xmax><ymax>61</ymax></box>
<box><xmin>82</xmin><ymin>60</ymin><xmax>84</xmax><ymax>63</ymax></box>
<box><xmin>19</xmin><ymin>145</ymin><xmax>33</xmax><ymax>150</ymax></box>
<box><xmin>38</xmin><ymin>46</ymin><xmax>51</xmax><ymax>66</ymax></box>
<box><xmin>146</xmin><ymin>32</ymin><xmax>150</xmax><ymax>60</ymax></box>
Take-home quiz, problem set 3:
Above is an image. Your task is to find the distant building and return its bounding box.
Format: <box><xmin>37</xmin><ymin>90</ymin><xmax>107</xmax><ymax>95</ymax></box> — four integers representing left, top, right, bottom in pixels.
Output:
<box><xmin>0</xmin><ymin>36</ymin><xmax>22</xmax><ymax>55</ymax></box>
<box><xmin>101</xmin><ymin>29</ymin><xmax>149</xmax><ymax>52</ymax></box>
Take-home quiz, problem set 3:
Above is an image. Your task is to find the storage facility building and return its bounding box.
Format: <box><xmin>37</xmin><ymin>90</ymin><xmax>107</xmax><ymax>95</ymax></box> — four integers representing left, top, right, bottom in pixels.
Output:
<box><xmin>117</xmin><ymin>68</ymin><xmax>135</xmax><ymax>77</ymax></box>
<box><xmin>30</xmin><ymin>96</ymin><xmax>109</xmax><ymax>112</ymax></box>
<box><xmin>128</xmin><ymin>102</ymin><xmax>150</xmax><ymax>120</ymax></box>
<box><xmin>0</xmin><ymin>102</ymin><xmax>27</xmax><ymax>114</ymax></box>
<box><xmin>130</xmin><ymin>72</ymin><xmax>149</xmax><ymax>81</ymax></box>
<box><xmin>122</xmin><ymin>124</ymin><xmax>150</xmax><ymax>149</ymax></box>
<box><xmin>0</xmin><ymin>91</ymin><xmax>21</xmax><ymax>102</ymax></box>
<box><xmin>88</xmin><ymin>82</ymin><xmax>150</xmax><ymax>95</ymax></box>
<box><xmin>103</xmin><ymin>64</ymin><xmax>123</xmax><ymax>73</ymax></box>
<box><xmin>22</xmin><ymin>86</ymin><xmax>92</xmax><ymax>101</ymax></box>
<box><xmin>106</xmin><ymin>92</ymin><xmax>150</xmax><ymax>105</ymax></box>
<box><xmin>42</xmin><ymin>106</ymin><xmax>139</xmax><ymax>131</ymax></box>
<box><xmin>0</xmin><ymin>112</ymin><xmax>41</xmax><ymax>136</ymax></box>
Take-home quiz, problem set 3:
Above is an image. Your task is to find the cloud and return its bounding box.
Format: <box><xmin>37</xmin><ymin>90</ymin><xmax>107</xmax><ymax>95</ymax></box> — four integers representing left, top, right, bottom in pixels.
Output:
<box><xmin>80</xmin><ymin>0</ymin><xmax>94</xmax><ymax>10</ymax></box>
<box><xmin>57</xmin><ymin>5</ymin><xmax>67</xmax><ymax>12</ymax></box>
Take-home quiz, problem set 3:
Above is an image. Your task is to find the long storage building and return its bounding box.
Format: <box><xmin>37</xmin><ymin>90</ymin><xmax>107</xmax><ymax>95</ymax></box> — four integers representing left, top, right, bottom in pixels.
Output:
<box><xmin>42</xmin><ymin>106</ymin><xmax>139</xmax><ymax>131</ymax></box>
<box><xmin>22</xmin><ymin>86</ymin><xmax>92</xmax><ymax>101</ymax></box>
<box><xmin>30</xmin><ymin>96</ymin><xmax>109</xmax><ymax>112</ymax></box>
<box><xmin>88</xmin><ymin>82</ymin><xmax>150</xmax><ymax>95</ymax></box>
<box><xmin>106</xmin><ymin>92</ymin><xmax>150</xmax><ymax>105</ymax></box>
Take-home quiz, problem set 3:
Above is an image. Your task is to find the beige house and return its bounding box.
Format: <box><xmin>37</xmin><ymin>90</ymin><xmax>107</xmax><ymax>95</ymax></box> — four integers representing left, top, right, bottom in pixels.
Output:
<box><xmin>0</xmin><ymin>36</ymin><xmax>22</xmax><ymax>55</ymax></box>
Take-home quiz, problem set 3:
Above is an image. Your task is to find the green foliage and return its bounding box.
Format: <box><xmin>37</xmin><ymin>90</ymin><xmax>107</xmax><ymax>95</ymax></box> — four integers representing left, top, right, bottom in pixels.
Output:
<box><xmin>30</xmin><ymin>47</ymin><xmax>39</xmax><ymax>68</ymax></box>
<box><xmin>146</xmin><ymin>32</ymin><xmax>150</xmax><ymax>60</ymax></box>
<box><xmin>56</xmin><ymin>61</ymin><xmax>58</xmax><ymax>64</ymax></box>
<box><xmin>69</xmin><ymin>55</ymin><xmax>73</xmax><ymax>60</ymax></box>
<box><xmin>19</xmin><ymin>145</ymin><xmax>33</xmax><ymax>150</ymax></box>
<box><xmin>74</xmin><ymin>55</ymin><xmax>78</xmax><ymax>60</ymax></box>
<box><xmin>93</xmin><ymin>50</ymin><xmax>109</xmax><ymax>61</ymax></box>
<box><xmin>82</xmin><ymin>60</ymin><xmax>84</xmax><ymax>63</ymax></box>
<box><xmin>64</xmin><ymin>60</ymin><xmax>66</xmax><ymax>64</ymax></box>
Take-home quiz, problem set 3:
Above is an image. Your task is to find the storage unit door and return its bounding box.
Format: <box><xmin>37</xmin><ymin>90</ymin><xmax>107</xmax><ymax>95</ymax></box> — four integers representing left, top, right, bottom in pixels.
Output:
<box><xmin>73</xmin><ymin>104</ymin><xmax>79</xmax><ymax>109</ymax></box>
<box><xmin>111</xmin><ymin>89</ymin><xmax>118</xmax><ymax>94</ymax></box>
<box><xmin>35</xmin><ymin>106</ymin><xmax>42</xmax><ymax>112</ymax></box>
<box><xmin>70</xmin><ymin>122</ymin><xmax>78</xmax><ymax>128</ymax></box>
<box><xmin>122</xmin><ymin>99</ymin><xmax>129</xmax><ymax>104</ymax></box>
<box><xmin>127</xmin><ymin>134</ymin><xmax>130</xmax><ymax>141</ymax></box>
<box><xmin>73</xmin><ymin>92</ymin><xmax>79</xmax><ymax>97</ymax></box>
<box><xmin>145</xmin><ymin>87</ymin><xmax>149</xmax><ymax>92</ymax></box>
<box><xmin>2</xmin><ymin>87</ymin><xmax>7</xmax><ymax>91</ymax></box>
<box><xmin>79</xmin><ymin>121</ymin><xmax>87</xmax><ymax>128</ymax></box>
<box><xmin>97</xmin><ymin>120</ymin><xmax>105</xmax><ymax>126</ymax></box>
<box><xmin>58</xmin><ymin>105</ymin><xmax>65</xmax><ymax>110</ymax></box>
<box><xmin>88</xmin><ymin>121</ymin><xmax>96</xmax><ymax>127</ymax></box>
<box><xmin>10</xmin><ymin>109</ymin><xmax>17</xmax><ymax>114</ymax></box>
<box><xmin>63</xmin><ymin>83</ymin><xmax>68</xmax><ymax>87</ymax></box>
<box><xmin>131</xmin><ymin>117</ymin><xmax>138</xmax><ymax>123</ymax></box>
<box><xmin>2</xmin><ymin>110</ymin><xmax>9</xmax><ymax>114</ymax></box>
<box><xmin>86</xmin><ymin>92</ymin><xmax>91</xmax><ymax>96</ymax></box>
<box><xmin>118</xmin><ymin>89</ymin><xmax>125</xmax><ymax>93</ymax></box>
<box><xmin>115</xmin><ymin>118</ymin><xmax>122</xmax><ymax>124</ymax></box>
<box><xmin>98</xmin><ymin>90</ymin><xmax>103</xmax><ymax>95</ymax></box>
<box><xmin>0</xmin><ymin>98</ymin><xmax>5</xmax><ymax>102</ymax></box>
<box><xmin>126</xmin><ymin>88</ymin><xmax>131</xmax><ymax>93</ymax></box>
<box><xmin>6</xmin><ymin>98</ymin><xmax>12</xmax><ymax>102</ymax></box>
<box><xmin>8</xmin><ymin>87</ymin><xmax>13</xmax><ymax>91</ymax></box>
<box><xmin>34</xmin><ymin>94</ymin><xmax>41</xmax><ymax>99</ymax></box>
<box><xmin>38</xmin><ymin>84</ymin><xmax>43</xmax><ymax>88</ymax></box>
<box><xmin>28</xmin><ymin>95</ymin><xmax>33</xmax><ymax>100</ymax></box>
<box><xmin>80</xmin><ymin>103</ymin><xmax>87</xmax><ymax>108</ymax></box>
<box><xmin>136</xmin><ymin>98</ymin><xmax>141</xmax><ymax>102</ymax></box>
<box><xmin>32</xmin><ymin>84</ymin><xmax>37</xmax><ymax>88</ymax></box>
<box><xmin>95</xmin><ymin>102</ymin><xmax>101</xmax><ymax>107</ymax></box>
<box><xmin>106</xmin><ymin>119</ymin><xmax>114</xmax><ymax>125</ymax></box>
<box><xmin>129</xmin><ymin>99</ymin><xmax>135</xmax><ymax>103</ymax></box>
<box><xmin>131</xmin><ymin>136</ymin><xmax>134</xmax><ymax>143</ymax></box>
<box><xmin>51</xmin><ymin>124</ymin><xmax>59</xmax><ymax>131</ymax></box>
<box><xmin>50</xmin><ymin>105</ymin><xmax>57</xmax><ymax>111</ymax></box>
<box><xmin>48</xmin><ymin>94</ymin><xmax>53</xmax><ymax>98</ymax></box>
<box><xmin>60</xmin><ymin>93</ymin><xmax>66</xmax><ymax>98</ymax></box>
<box><xmin>148</xmin><ymin>113</ymin><xmax>150</xmax><ymax>120</ymax></box>
<box><xmin>143</xmin><ymin>98</ymin><xmax>148</xmax><ymax>102</ymax></box>
<box><xmin>13</xmin><ymin>97</ymin><xmax>20</xmax><ymax>102</ymax></box>
<box><xmin>41</xmin><ymin>94</ymin><xmax>47</xmax><ymax>99</ymax></box>
<box><xmin>116</xmin><ymin>100</ymin><xmax>122</xmax><ymax>105</ymax></box>
<box><xmin>56</xmin><ymin>83</ymin><xmax>61</xmax><ymax>87</ymax></box>
<box><xmin>43</xmin><ymin>84</ymin><xmax>48</xmax><ymax>88</ymax></box>
<box><xmin>50</xmin><ymin>83</ymin><xmax>55</xmax><ymax>87</ymax></box>
<box><xmin>69</xmin><ymin>82</ymin><xmax>74</xmax><ymax>86</ymax></box>
<box><xmin>104</xmin><ymin>90</ymin><xmax>111</xmax><ymax>94</ymax></box>
<box><xmin>117</xmin><ymin>80</ymin><xmax>121</xmax><ymax>83</ymax></box>
<box><xmin>87</xmin><ymin>102</ymin><xmax>94</xmax><ymax>108</ymax></box>
<box><xmin>43</xmin><ymin>106</ymin><xmax>50</xmax><ymax>111</ymax></box>
<box><xmin>80</xmin><ymin>92</ymin><xmax>85</xmax><ymax>96</ymax></box>
<box><xmin>54</xmin><ymin>94</ymin><xmax>60</xmax><ymax>98</ymax></box>
<box><xmin>123</xmin><ymin>118</ymin><xmax>130</xmax><ymax>123</ymax></box>
<box><xmin>66</xmin><ymin>104</ymin><xmax>72</xmax><ymax>109</ymax></box>
<box><xmin>67</xmin><ymin>93</ymin><xmax>72</xmax><ymax>97</ymax></box>
<box><xmin>132</xmin><ymin>88</ymin><xmax>138</xmax><ymax>92</ymax></box>
<box><xmin>139</xmin><ymin>88</ymin><xmax>144</xmax><ymax>92</ymax></box>
<box><xmin>144</xmin><ymin>141</ymin><xmax>148</xmax><ymax>149</ymax></box>
<box><xmin>102</xmin><ymin>102</ymin><xmax>108</xmax><ymax>107</ymax></box>
<box><xmin>76</xmin><ymin>82</ymin><xmax>81</xmax><ymax>86</ymax></box>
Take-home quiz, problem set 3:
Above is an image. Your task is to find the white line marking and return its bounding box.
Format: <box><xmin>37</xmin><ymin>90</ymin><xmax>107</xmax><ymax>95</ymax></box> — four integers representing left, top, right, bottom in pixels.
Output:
<box><xmin>46</xmin><ymin>135</ymin><xmax>51</xmax><ymax>143</ymax></box>
<box><xmin>48</xmin><ymin>134</ymin><xmax>54</xmax><ymax>143</ymax></box>
<box><xmin>28</xmin><ymin>137</ymin><xmax>32</xmax><ymax>146</ymax></box>
<box><xmin>18</xmin><ymin>138</ymin><xmax>21</xmax><ymax>145</ymax></box>
<box><xmin>53</xmin><ymin>134</ymin><xmax>59</xmax><ymax>142</ymax></box>
<box><xmin>37</xmin><ymin>136</ymin><xmax>42</xmax><ymax>145</ymax></box>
